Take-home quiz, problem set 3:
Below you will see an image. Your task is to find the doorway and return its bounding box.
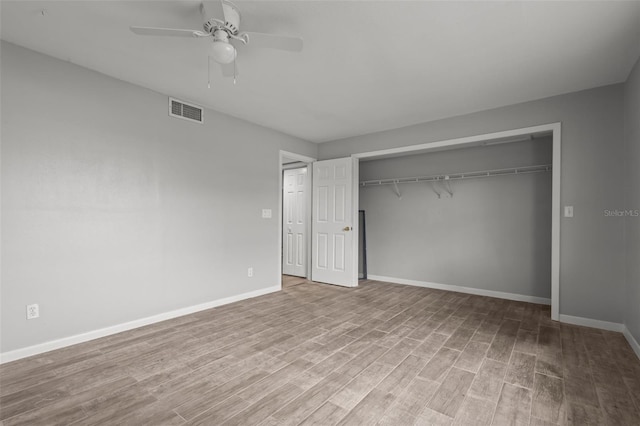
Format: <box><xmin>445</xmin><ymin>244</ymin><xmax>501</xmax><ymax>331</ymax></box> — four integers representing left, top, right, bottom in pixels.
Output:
<box><xmin>282</xmin><ymin>165</ymin><xmax>309</xmax><ymax>278</ymax></box>
<box><xmin>279</xmin><ymin>151</ymin><xmax>315</xmax><ymax>286</ymax></box>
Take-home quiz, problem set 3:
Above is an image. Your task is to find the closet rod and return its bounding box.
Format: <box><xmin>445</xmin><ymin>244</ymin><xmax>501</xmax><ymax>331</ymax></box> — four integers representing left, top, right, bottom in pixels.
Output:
<box><xmin>360</xmin><ymin>164</ymin><xmax>551</xmax><ymax>187</ymax></box>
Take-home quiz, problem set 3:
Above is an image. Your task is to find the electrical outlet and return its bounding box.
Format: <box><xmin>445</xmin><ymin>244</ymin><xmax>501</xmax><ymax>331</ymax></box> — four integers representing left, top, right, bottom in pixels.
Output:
<box><xmin>261</xmin><ymin>209</ymin><xmax>272</xmax><ymax>219</ymax></box>
<box><xmin>248</xmin><ymin>267</ymin><xmax>253</xmax><ymax>277</ymax></box>
<box><xmin>26</xmin><ymin>304</ymin><xmax>39</xmax><ymax>320</ymax></box>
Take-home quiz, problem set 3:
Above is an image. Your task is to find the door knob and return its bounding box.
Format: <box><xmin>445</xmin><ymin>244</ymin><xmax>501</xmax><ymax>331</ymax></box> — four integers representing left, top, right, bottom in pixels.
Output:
<box><xmin>342</xmin><ymin>226</ymin><xmax>352</xmax><ymax>232</ymax></box>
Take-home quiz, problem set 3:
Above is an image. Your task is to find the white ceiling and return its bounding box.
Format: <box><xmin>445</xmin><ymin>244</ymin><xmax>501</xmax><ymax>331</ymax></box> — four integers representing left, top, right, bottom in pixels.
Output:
<box><xmin>2</xmin><ymin>1</ymin><xmax>640</xmax><ymax>143</ymax></box>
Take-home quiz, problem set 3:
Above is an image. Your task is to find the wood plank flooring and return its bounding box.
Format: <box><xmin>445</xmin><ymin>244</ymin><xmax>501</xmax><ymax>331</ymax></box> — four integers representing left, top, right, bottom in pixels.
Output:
<box><xmin>1</xmin><ymin>276</ymin><xmax>639</xmax><ymax>425</ymax></box>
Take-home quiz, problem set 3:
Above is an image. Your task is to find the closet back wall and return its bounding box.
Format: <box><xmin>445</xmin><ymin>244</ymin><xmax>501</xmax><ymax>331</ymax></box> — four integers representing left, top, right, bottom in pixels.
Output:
<box><xmin>360</xmin><ymin>138</ymin><xmax>552</xmax><ymax>299</ymax></box>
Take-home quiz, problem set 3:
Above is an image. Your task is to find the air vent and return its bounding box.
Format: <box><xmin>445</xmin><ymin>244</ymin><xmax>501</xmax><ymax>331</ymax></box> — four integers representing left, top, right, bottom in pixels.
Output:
<box><xmin>169</xmin><ymin>97</ymin><xmax>203</xmax><ymax>124</ymax></box>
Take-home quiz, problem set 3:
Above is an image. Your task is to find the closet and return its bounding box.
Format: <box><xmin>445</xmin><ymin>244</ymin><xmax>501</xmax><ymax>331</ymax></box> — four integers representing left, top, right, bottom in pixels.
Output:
<box><xmin>358</xmin><ymin>136</ymin><xmax>553</xmax><ymax>300</ymax></box>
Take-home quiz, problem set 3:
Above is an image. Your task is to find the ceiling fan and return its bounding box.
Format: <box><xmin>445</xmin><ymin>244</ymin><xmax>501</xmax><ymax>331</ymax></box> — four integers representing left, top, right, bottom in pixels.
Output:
<box><xmin>130</xmin><ymin>0</ymin><xmax>303</xmax><ymax>83</ymax></box>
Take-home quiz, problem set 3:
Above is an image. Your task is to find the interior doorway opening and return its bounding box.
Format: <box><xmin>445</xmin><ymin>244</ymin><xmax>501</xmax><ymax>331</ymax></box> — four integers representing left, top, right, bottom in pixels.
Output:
<box><xmin>279</xmin><ymin>151</ymin><xmax>315</xmax><ymax>287</ymax></box>
<box><xmin>282</xmin><ymin>165</ymin><xmax>309</xmax><ymax>278</ymax></box>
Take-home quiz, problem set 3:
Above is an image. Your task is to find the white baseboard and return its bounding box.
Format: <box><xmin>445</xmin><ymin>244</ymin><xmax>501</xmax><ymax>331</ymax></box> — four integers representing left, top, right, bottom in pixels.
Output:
<box><xmin>623</xmin><ymin>325</ymin><xmax>640</xmax><ymax>360</ymax></box>
<box><xmin>368</xmin><ymin>275</ymin><xmax>551</xmax><ymax>305</ymax></box>
<box><xmin>367</xmin><ymin>274</ymin><xmax>640</xmax><ymax>360</ymax></box>
<box><xmin>558</xmin><ymin>314</ymin><xmax>625</xmax><ymax>332</ymax></box>
<box><xmin>0</xmin><ymin>285</ymin><xmax>281</xmax><ymax>364</ymax></box>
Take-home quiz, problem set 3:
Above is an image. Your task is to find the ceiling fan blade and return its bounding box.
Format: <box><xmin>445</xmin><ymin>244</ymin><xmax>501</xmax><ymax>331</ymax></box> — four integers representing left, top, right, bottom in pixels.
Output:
<box><xmin>220</xmin><ymin>61</ymin><xmax>238</xmax><ymax>78</ymax></box>
<box><xmin>243</xmin><ymin>32</ymin><xmax>303</xmax><ymax>52</ymax></box>
<box><xmin>130</xmin><ymin>26</ymin><xmax>209</xmax><ymax>38</ymax></box>
<box><xmin>200</xmin><ymin>1</ymin><xmax>225</xmax><ymax>24</ymax></box>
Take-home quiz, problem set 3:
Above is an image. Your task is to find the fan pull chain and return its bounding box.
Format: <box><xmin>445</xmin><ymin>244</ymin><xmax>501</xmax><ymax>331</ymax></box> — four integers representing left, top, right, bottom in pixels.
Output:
<box><xmin>233</xmin><ymin>58</ymin><xmax>237</xmax><ymax>85</ymax></box>
<box><xmin>207</xmin><ymin>57</ymin><xmax>211</xmax><ymax>89</ymax></box>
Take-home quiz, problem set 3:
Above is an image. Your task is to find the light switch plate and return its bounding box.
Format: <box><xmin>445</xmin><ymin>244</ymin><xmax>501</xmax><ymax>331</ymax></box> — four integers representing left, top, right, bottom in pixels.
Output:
<box><xmin>564</xmin><ymin>206</ymin><xmax>574</xmax><ymax>218</ymax></box>
<box><xmin>262</xmin><ymin>209</ymin><xmax>272</xmax><ymax>219</ymax></box>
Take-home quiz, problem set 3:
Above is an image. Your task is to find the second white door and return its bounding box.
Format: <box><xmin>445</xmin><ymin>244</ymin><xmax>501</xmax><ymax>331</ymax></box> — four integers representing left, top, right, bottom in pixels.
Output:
<box><xmin>282</xmin><ymin>167</ymin><xmax>308</xmax><ymax>277</ymax></box>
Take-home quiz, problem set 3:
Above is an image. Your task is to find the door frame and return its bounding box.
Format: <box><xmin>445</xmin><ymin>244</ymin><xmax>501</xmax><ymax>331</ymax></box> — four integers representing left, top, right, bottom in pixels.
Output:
<box><xmin>351</xmin><ymin>158</ymin><xmax>360</xmax><ymax>286</ymax></box>
<box><xmin>351</xmin><ymin>122</ymin><xmax>561</xmax><ymax>321</ymax></box>
<box><xmin>279</xmin><ymin>151</ymin><xmax>316</xmax><ymax>286</ymax></box>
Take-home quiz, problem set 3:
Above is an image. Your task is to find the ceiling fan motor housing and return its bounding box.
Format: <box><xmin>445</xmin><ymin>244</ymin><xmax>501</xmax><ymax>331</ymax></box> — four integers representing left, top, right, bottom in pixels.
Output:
<box><xmin>203</xmin><ymin>0</ymin><xmax>241</xmax><ymax>35</ymax></box>
<box><xmin>212</xmin><ymin>28</ymin><xmax>230</xmax><ymax>42</ymax></box>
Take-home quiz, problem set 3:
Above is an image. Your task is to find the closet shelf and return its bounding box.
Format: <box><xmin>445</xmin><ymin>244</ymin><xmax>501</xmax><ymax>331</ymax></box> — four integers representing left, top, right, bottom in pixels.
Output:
<box><xmin>360</xmin><ymin>164</ymin><xmax>552</xmax><ymax>187</ymax></box>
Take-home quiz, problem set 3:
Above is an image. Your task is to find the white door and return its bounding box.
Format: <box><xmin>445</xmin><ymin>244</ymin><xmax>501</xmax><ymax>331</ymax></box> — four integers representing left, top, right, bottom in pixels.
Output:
<box><xmin>282</xmin><ymin>167</ymin><xmax>307</xmax><ymax>277</ymax></box>
<box><xmin>312</xmin><ymin>158</ymin><xmax>357</xmax><ymax>287</ymax></box>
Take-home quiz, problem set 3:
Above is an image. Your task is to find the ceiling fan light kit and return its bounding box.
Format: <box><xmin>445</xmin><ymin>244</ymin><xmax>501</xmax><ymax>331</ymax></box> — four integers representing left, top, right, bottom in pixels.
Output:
<box><xmin>211</xmin><ymin>41</ymin><xmax>236</xmax><ymax>64</ymax></box>
<box><xmin>211</xmin><ymin>29</ymin><xmax>236</xmax><ymax>64</ymax></box>
<box><xmin>129</xmin><ymin>0</ymin><xmax>303</xmax><ymax>83</ymax></box>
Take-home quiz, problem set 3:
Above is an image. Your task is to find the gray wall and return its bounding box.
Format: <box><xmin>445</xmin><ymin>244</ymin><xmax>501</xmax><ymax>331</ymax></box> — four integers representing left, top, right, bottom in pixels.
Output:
<box><xmin>624</xmin><ymin>57</ymin><xmax>640</xmax><ymax>344</ymax></box>
<box><xmin>0</xmin><ymin>42</ymin><xmax>316</xmax><ymax>353</ymax></box>
<box><xmin>359</xmin><ymin>139</ymin><xmax>552</xmax><ymax>299</ymax></box>
<box><xmin>320</xmin><ymin>84</ymin><xmax>626</xmax><ymax>324</ymax></box>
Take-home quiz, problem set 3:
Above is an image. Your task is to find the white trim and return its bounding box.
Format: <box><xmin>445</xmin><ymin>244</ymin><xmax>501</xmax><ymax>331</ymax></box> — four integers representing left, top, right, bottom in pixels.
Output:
<box><xmin>350</xmin><ymin>156</ymin><xmax>360</xmax><ymax>287</ymax></box>
<box><xmin>282</xmin><ymin>163</ymin><xmax>307</xmax><ymax>171</ymax></box>
<box><xmin>558</xmin><ymin>314</ymin><xmax>624</xmax><ymax>332</ymax></box>
<box><xmin>279</xmin><ymin>151</ymin><xmax>316</xmax><ymax>165</ymax></box>
<box><xmin>0</xmin><ymin>285</ymin><xmax>280</xmax><ymax>364</ymax></box>
<box><xmin>352</xmin><ymin>124</ymin><xmax>558</xmax><ymax>160</ymax></box>
<box><xmin>623</xmin><ymin>325</ymin><xmax>640</xmax><ymax>360</ymax></box>
<box><xmin>550</xmin><ymin>123</ymin><xmax>561</xmax><ymax>321</ymax></box>
<box><xmin>367</xmin><ymin>275</ymin><xmax>551</xmax><ymax>305</ymax></box>
<box><xmin>368</xmin><ymin>274</ymin><xmax>636</xmax><ymax>347</ymax></box>
<box><xmin>353</xmin><ymin>122</ymin><xmax>562</xmax><ymax>321</ymax></box>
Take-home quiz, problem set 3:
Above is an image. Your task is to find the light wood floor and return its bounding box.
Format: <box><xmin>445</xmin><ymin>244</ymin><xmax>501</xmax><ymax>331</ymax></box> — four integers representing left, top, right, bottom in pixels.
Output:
<box><xmin>1</xmin><ymin>277</ymin><xmax>639</xmax><ymax>425</ymax></box>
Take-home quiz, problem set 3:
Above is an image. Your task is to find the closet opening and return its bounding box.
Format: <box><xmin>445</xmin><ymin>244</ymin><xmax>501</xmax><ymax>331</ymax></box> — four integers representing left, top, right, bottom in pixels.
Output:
<box><xmin>353</xmin><ymin>124</ymin><xmax>560</xmax><ymax>318</ymax></box>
